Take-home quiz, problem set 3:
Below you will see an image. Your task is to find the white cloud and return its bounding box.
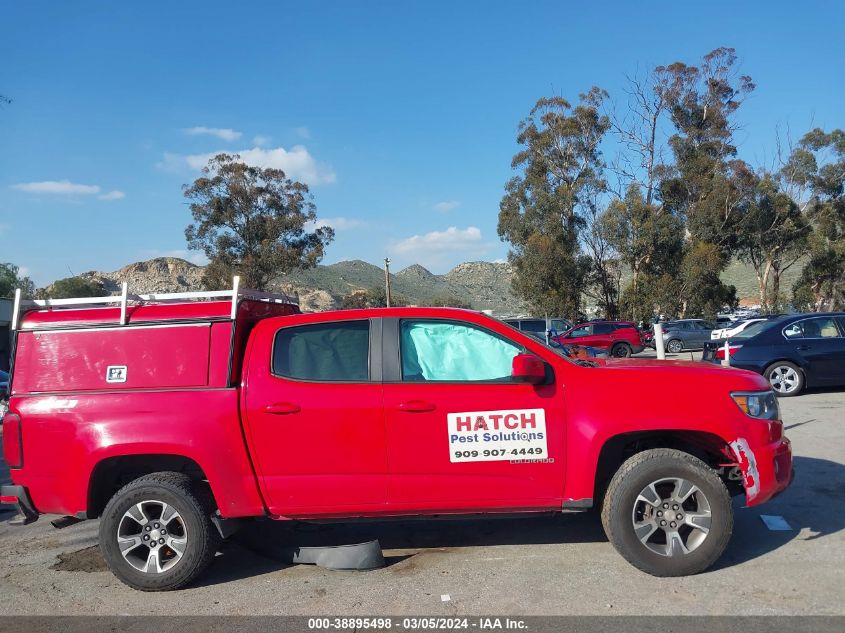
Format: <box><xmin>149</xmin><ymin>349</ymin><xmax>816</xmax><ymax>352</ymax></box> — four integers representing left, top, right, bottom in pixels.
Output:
<box><xmin>390</xmin><ymin>226</ymin><xmax>493</xmax><ymax>268</ymax></box>
<box><xmin>12</xmin><ymin>180</ymin><xmax>126</xmax><ymax>202</ymax></box>
<box><xmin>183</xmin><ymin>126</ymin><xmax>242</xmax><ymax>141</ymax></box>
<box><xmin>433</xmin><ymin>200</ymin><xmax>460</xmax><ymax>213</ymax></box>
<box><xmin>98</xmin><ymin>190</ymin><xmax>125</xmax><ymax>201</ymax></box>
<box><xmin>12</xmin><ymin>180</ymin><xmax>101</xmax><ymax>195</ymax></box>
<box><xmin>253</xmin><ymin>135</ymin><xmax>271</xmax><ymax>146</ymax></box>
<box><xmin>158</xmin><ymin>145</ymin><xmax>336</xmax><ymax>186</ymax></box>
<box><xmin>304</xmin><ymin>216</ymin><xmax>366</xmax><ymax>232</ymax></box>
<box><xmin>292</xmin><ymin>126</ymin><xmax>311</xmax><ymax>139</ymax></box>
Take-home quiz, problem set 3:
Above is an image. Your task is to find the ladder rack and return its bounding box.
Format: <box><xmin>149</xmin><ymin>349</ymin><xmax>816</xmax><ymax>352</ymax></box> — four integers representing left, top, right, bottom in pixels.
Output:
<box><xmin>11</xmin><ymin>276</ymin><xmax>297</xmax><ymax>331</ymax></box>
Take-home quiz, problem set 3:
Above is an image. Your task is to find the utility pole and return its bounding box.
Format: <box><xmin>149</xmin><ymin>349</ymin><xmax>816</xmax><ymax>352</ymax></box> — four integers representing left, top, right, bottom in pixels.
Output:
<box><xmin>384</xmin><ymin>257</ymin><xmax>392</xmax><ymax>307</ymax></box>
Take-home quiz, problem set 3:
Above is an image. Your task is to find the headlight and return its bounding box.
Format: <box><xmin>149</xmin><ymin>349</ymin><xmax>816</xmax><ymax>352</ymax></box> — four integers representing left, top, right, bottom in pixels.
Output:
<box><xmin>731</xmin><ymin>391</ymin><xmax>780</xmax><ymax>420</ymax></box>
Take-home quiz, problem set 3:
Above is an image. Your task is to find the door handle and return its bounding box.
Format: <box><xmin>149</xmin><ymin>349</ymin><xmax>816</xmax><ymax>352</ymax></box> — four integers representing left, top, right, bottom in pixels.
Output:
<box><xmin>796</xmin><ymin>345</ymin><xmax>811</xmax><ymax>351</ymax></box>
<box><xmin>264</xmin><ymin>402</ymin><xmax>301</xmax><ymax>415</ymax></box>
<box><xmin>398</xmin><ymin>400</ymin><xmax>436</xmax><ymax>413</ymax></box>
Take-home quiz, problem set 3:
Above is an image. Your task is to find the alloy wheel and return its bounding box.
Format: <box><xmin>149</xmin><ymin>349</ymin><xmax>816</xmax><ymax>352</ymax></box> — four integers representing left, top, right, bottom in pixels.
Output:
<box><xmin>769</xmin><ymin>365</ymin><xmax>800</xmax><ymax>395</ymax></box>
<box><xmin>631</xmin><ymin>477</ymin><xmax>712</xmax><ymax>557</ymax></box>
<box><xmin>117</xmin><ymin>500</ymin><xmax>188</xmax><ymax>573</ymax></box>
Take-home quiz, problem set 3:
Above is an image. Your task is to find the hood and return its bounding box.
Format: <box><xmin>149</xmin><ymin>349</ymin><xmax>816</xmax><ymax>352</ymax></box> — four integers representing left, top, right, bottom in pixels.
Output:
<box><xmin>587</xmin><ymin>357</ymin><xmax>771</xmax><ymax>391</ymax></box>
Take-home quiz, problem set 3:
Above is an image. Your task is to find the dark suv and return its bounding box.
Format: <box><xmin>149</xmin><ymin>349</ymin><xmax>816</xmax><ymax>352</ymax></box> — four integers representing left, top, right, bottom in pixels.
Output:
<box><xmin>553</xmin><ymin>321</ymin><xmax>645</xmax><ymax>357</ymax></box>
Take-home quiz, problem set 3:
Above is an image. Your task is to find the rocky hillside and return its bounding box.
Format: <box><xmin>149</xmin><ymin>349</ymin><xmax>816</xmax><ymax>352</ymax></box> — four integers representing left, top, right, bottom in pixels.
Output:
<box><xmin>72</xmin><ymin>257</ymin><xmax>527</xmax><ymax>314</ymax></box>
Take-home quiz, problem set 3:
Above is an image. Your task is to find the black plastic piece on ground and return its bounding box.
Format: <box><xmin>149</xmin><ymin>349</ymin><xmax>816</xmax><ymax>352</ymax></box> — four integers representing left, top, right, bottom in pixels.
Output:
<box><xmin>51</xmin><ymin>515</ymin><xmax>85</xmax><ymax>529</ymax></box>
<box><xmin>276</xmin><ymin>539</ymin><xmax>385</xmax><ymax>570</ymax></box>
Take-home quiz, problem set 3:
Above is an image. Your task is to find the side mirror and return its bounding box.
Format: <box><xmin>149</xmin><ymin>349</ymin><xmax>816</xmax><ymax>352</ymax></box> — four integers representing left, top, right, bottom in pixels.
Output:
<box><xmin>511</xmin><ymin>353</ymin><xmax>545</xmax><ymax>384</ymax></box>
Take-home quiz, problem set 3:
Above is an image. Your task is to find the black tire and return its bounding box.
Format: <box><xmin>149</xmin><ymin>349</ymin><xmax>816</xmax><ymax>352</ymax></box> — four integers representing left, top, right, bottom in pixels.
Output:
<box><xmin>601</xmin><ymin>449</ymin><xmax>732</xmax><ymax>577</ymax></box>
<box><xmin>611</xmin><ymin>343</ymin><xmax>632</xmax><ymax>358</ymax></box>
<box><xmin>666</xmin><ymin>339</ymin><xmax>683</xmax><ymax>354</ymax></box>
<box><xmin>99</xmin><ymin>472</ymin><xmax>220</xmax><ymax>591</ymax></box>
<box><xmin>765</xmin><ymin>361</ymin><xmax>804</xmax><ymax>397</ymax></box>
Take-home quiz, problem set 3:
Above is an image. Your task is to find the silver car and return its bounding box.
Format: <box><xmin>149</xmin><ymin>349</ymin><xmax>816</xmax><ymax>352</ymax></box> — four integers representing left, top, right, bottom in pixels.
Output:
<box><xmin>661</xmin><ymin>319</ymin><xmax>715</xmax><ymax>353</ymax></box>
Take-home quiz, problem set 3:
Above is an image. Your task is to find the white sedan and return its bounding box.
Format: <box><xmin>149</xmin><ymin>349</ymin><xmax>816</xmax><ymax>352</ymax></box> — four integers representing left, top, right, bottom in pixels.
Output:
<box><xmin>710</xmin><ymin>318</ymin><xmax>767</xmax><ymax>340</ymax></box>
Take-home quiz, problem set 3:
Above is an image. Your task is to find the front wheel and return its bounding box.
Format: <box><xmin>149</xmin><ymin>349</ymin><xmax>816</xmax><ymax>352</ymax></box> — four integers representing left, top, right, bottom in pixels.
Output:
<box><xmin>99</xmin><ymin>472</ymin><xmax>220</xmax><ymax>591</ymax></box>
<box><xmin>611</xmin><ymin>343</ymin><xmax>633</xmax><ymax>358</ymax></box>
<box><xmin>766</xmin><ymin>361</ymin><xmax>804</xmax><ymax>396</ymax></box>
<box><xmin>601</xmin><ymin>449</ymin><xmax>732</xmax><ymax>576</ymax></box>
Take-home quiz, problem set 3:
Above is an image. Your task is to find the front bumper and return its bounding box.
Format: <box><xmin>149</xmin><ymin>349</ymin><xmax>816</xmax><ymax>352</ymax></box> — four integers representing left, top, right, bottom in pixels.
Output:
<box><xmin>735</xmin><ymin>436</ymin><xmax>793</xmax><ymax>507</ymax></box>
<box><xmin>0</xmin><ymin>485</ymin><xmax>39</xmax><ymax>525</ymax></box>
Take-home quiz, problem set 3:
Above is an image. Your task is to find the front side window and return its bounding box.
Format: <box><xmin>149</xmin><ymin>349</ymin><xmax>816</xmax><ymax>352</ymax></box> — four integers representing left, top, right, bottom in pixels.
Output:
<box><xmin>803</xmin><ymin>317</ymin><xmax>841</xmax><ymax>338</ymax></box>
<box><xmin>400</xmin><ymin>320</ymin><xmax>521</xmax><ymax>382</ymax></box>
<box><xmin>273</xmin><ymin>320</ymin><xmax>369</xmax><ymax>382</ymax></box>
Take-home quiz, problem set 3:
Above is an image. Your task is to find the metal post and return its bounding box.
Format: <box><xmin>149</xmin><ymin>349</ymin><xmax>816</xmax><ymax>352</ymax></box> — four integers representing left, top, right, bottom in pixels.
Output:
<box><xmin>384</xmin><ymin>258</ymin><xmax>391</xmax><ymax>308</ymax></box>
<box><xmin>10</xmin><ymin>288</ymin><xmax>21</xmax><ymax>331</ymax></box>
<box><xmin>654</xmin><ymin>322</ymin><xmax>665</xmax><ymax>360</ymax></box>
<box><xmin>119</xmin><ymin>282</ymin><xmax>128</xmax><ymax>325</ymax></box>
<box><xmin>722</xmin><ymin>339</ymin><xmax>730</xmax><ymax>367</ymax></box>
<box><xmin>231</xmin><ymin>276</ymin><xmax>241</xmax><ymax>319</ymax></box>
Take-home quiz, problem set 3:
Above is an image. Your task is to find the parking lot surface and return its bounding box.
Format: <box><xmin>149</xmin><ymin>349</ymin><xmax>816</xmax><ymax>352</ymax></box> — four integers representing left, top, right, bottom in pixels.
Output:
<box><xmin>0</xmin><ymin>384</ymin><xmax>843</xmax><ymax>616</ymax></box>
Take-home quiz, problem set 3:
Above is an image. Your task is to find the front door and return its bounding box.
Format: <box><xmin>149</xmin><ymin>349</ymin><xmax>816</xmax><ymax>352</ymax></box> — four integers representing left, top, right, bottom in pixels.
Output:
<box><xmin>382</xmin><ymin>318</ymin><xmax>566</xmax><ymax>512</ymax></box>
<box><xmin>242</xmin><ymin>318</ymin><xmax>387</xmax><ymax>515</ymax></box>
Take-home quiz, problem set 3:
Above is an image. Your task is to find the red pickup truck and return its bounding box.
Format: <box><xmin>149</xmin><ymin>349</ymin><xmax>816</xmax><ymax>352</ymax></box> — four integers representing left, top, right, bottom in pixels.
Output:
<box><xmin>1</xmin><ymin>284</ymin><xmax>792</xmax><ymax>590</ymax></box>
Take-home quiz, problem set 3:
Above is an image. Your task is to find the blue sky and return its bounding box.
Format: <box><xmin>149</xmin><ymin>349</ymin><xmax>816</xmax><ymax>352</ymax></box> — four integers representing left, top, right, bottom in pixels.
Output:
<box><xmin>1</xmin><ymin>1</ymin><xmax>843</xmax><ymax>286</ymax></box>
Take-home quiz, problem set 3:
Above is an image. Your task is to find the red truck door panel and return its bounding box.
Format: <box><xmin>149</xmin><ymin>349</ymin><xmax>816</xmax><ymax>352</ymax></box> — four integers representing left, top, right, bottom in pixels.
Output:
<box><xmin>382</xmin><ymin>318</ymin><xmax>565</xmax><ymax>511</ymax></box>
<box><xmin>242</xmin><ymin>319</ymin><xmax>387</xmax><ymax>514</ymax></box>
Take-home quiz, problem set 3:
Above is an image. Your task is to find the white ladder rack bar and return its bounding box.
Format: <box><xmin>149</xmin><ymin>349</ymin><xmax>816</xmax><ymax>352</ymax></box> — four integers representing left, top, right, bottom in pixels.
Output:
<box><xmin>11</xmin><ymin>275</ymin><xmax>297</xmax><ymax>331</ymax></box>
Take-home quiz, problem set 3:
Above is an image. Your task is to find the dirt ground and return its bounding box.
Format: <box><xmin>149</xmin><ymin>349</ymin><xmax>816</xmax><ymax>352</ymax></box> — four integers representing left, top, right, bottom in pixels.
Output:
<box><xmin>0</xmin><ymin>386</ymin><xmax>843</xmax><ymax>616</ymax></box>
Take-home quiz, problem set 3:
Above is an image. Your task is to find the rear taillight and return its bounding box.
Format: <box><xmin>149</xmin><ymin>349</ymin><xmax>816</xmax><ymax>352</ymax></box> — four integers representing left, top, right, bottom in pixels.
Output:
<box><xmin>715</xmin><ymin>344</ymin><xmax>743</xmax><ymax>360</ymax></box>
<box><xmin>2</xmin><ymin>413</ymin><xmax>22</xmax><ymax>468</ymax></box>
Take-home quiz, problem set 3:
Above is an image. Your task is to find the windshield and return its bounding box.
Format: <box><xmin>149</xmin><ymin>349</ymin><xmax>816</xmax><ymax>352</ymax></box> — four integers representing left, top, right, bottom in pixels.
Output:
<box><xmin>732</xmin><ymin>320</ymin><xmax>773</xmax><ymax>340</ymax></box>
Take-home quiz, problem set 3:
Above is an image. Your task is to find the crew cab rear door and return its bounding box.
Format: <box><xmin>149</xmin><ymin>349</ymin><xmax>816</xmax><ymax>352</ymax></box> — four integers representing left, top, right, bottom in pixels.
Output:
<box><xmin>242</xmin><ymin>318</ymin><xmax>387</xmax><ymax>514</ymax></box>
<box><xmin>381</xmin><ymin>318</ymin><xmax>566</xmax><ymax>511</ymax></box>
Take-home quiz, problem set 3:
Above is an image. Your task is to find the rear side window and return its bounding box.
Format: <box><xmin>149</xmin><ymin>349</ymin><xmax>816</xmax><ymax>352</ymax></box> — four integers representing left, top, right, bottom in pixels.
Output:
<box><xmin>400</xmin><ymin>320</ymin><xmax>521</xmax><ymax>382</ymax></box>
<box><xmin>273</xmin><ymin>321</ymin><xmax>369</xmax><ymax>382</ymax></box>
<box><xmin>519</xmin><ymin>320</ymin><xmax>546</xmax><ymax>333</ymax></box>
<box><xmin>801</xmin><ymin>317</ymin><xmax>841</xmax><ymax>339</ymax></box>
<box><xmin>567</xmin><ymin>325</ymin><xmax>592</xmax><ymax>338</ymax></box>
<box><xmin>592</xmin><ymin>323</ymin><xmax>614</xmax><ymax>334</ymax></box>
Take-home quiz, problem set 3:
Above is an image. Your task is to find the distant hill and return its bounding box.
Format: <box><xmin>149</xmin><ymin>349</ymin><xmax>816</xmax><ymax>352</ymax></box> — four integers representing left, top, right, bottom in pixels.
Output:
<box><xmin>63</xmin><ymin>255</ymin><xmax>791</xmax><ymax>315</ymax></box>
<box><xmin>73</xmin><ymin>257</ymin><xmax>528</xmax><ymax>315</ymax></box>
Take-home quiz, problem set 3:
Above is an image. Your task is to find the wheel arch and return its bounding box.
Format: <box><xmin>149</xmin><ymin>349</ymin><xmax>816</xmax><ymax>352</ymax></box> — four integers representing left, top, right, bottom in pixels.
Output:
<box><xmin>592</xmin><ymin>430</ymin><xmax>737</xmax><ymax>507</ymax></box>
<box><xmin>86</xmin><ymin>454</ymin><xmax>213</xmax><ymax>520</ymax></box>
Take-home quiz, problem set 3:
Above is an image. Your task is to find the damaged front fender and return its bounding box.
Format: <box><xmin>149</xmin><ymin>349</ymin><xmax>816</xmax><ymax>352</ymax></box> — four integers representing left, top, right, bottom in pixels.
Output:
<box><xmin>729</xmin><ymin>438</ymin><xmax>761</xmax><ymax>504</ymax></box>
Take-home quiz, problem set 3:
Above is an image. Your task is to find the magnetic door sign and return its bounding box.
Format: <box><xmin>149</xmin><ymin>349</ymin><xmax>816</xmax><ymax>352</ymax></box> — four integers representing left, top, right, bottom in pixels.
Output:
<box><xmin>447</xmin><ymin>408</ymin><xmax>547</xmax><ymax>463</ymax></box>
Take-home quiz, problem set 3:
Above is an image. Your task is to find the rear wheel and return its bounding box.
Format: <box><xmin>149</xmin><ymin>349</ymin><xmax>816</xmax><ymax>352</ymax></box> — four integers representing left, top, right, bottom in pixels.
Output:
<box><xmin>611</xmin><ymin>343</ymin><xmax>633</xmax><ymax>358</ymax></box>
<box><xmin>99</xmin><ymin>472</ymin><xmax>220</xmax><ymax>591</ymax></box>
<box><xmin>766</xmin><ymin>361</ymin><xmax>804</xmax><ymax>396</ymax></box>
<box><xmin>601</xmin><ymin>449</ymin><xmax>732</xmax><ymax>576</ymax></box>
<box><xmin>666</xmin><ymin>339</ymin><xmax>683</xmax><ymax>354</ymax></box>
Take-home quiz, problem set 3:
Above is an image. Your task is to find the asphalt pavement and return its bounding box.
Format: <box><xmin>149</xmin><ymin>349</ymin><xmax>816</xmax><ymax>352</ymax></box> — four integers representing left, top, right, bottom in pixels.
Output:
<box><xmin>0</xmin><ymin>378</ymin><xmax>842</xmax><ymax>615</ymax></box>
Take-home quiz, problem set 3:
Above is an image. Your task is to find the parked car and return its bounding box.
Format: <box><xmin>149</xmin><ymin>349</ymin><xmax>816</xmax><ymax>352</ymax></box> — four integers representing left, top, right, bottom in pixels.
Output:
<box><xmin>504</xmin><ymin>317</ymin><xmax>573</xmax><ymax>341</ymax></box>
<box><xmin>660</xmin><ymin>319</ymin><xmax>715</xmax><ymax>353</ymax></box>
<box><xmin>710</xmin><ymin>316</ymin><xmax>783</xmax><ymax>341</ymax></box>
<box><xmin>702</xmin><ymin>312</ymin><xmax>845</xmax><ymax>396</ymax></box>
<box><xmin>2</xmin><ymin>286</ymin><xmax>792</xmax><ymax>588</ymax></box>
<box><xmin>554</xmin><ymin>321</ymin><xmax>645</xmax><ymax>357</ymax></box>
